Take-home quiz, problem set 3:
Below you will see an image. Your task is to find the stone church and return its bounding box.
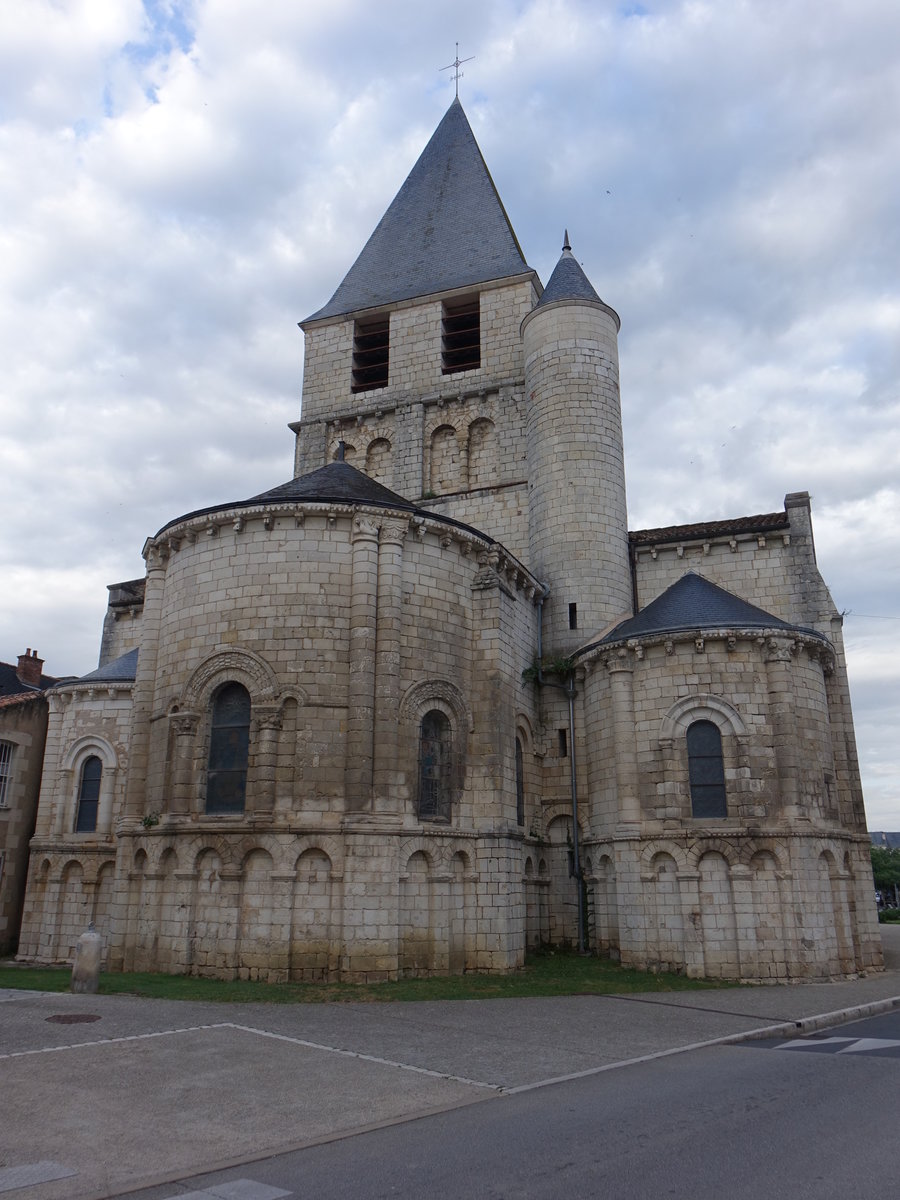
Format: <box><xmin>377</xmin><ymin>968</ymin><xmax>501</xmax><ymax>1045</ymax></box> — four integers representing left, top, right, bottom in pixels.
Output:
<box><xmin>18</xmin><ymin>99</ymin><xmax>882</xmax><ymax>982</ymax></box>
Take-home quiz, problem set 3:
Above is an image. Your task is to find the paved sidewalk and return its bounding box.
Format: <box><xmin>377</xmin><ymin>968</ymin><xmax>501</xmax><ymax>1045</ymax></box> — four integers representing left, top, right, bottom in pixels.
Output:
<box><xmin>2</xmin><ymin>925</ymin><xmax>898</xmax><ymax>1200</ymax></box>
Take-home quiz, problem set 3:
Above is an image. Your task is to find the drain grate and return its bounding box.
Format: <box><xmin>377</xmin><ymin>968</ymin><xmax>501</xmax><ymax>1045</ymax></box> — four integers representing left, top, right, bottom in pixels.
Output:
<box><xmin>44</xmin><ymin>1013</ymin><xmax>101</xmax><ymax>1024</ymax></box>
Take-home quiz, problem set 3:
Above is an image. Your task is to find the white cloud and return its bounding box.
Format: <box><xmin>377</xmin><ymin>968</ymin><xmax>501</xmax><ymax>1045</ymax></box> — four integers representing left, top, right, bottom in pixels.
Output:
<box><xmin>0</xmin><ymin>0</ymin><xmax>897</xmax><ymax>826</ymax></box>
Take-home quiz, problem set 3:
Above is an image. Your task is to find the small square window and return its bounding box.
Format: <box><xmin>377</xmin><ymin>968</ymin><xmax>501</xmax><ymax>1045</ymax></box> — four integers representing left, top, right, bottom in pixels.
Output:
<box><xmin>352</xmin><ymin>316</ymin><xmax>389</xmax><ymax>393</ymax></box>
<box><xmin>442</xmin><ymin>296</ymin><xmax>480</xmax><ymax>374</ymax></box>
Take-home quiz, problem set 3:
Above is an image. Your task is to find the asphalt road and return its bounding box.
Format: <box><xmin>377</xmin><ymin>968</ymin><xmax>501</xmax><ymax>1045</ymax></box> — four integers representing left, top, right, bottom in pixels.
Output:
<box><xmin>123</xmin><ymin>1009</ymin><xmax>899</xmax><ymax>1200</ymax></box>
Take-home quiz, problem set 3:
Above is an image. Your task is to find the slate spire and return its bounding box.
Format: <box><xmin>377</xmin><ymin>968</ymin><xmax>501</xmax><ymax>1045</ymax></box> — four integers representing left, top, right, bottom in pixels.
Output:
<box><xmin>535</xmin><ymin>231</ymin><xmax>602</xmax><ymax>309</ymax></box>
<box><xmin>305</xmin><ymin>98</ymin><xmax>533</xmax><ymax>323</ymax></box>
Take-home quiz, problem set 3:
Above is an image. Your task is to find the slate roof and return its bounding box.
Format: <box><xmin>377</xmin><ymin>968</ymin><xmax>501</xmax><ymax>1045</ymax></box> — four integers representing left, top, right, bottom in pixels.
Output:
<box><xmin>249</xmin><ymin>461</ymin><xmax>417</xmax><ymax>509</ymax></box>
<box><xmin>305</xmin><ymin>98</ymin><xmax>533</xmax><ymax>323</ymax></box>
<box><xmin>630</xmin><ymin>510</ymin><xmax>789</xmax><ymax>547</ymax></box>
<box><xmin>0</xmin><ymin>661</ymin><xmax>59</xmax><ymax>698</ymax></box>
<box><xmin>158</xmin><ymin>461</ymin><xmax>420</xmax><ymax>534</ymax></box>
<box><xmin>598</xmin><ymin>572</ymin><xmax>803</xmax><ymax>645</ymax></box>
<box><xmin>871</xmin><ymin>832</ymin><xmax>900</xmax><ymax>850</ymax></box>
<box><xmin>76</xmin><ymin>648</ymin><xmax>139</xmax><ymax>684</ymax></box>
<box><xmin>535</xmin><ymin>236</ymin><xmax>602</xmax><ymax>308</ymax></box>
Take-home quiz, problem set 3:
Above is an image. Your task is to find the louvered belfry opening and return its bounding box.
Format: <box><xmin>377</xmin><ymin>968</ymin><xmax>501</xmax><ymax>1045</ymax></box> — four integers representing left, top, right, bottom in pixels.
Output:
<box><xmin>351</xmin><ymin>316</ymin><xmax>390</xmax><ymax>392</ymax></box>
<box><xmin>442</xmin><ymin>295</ymin><xmax>480</xmax><ymax>374</ymax></box>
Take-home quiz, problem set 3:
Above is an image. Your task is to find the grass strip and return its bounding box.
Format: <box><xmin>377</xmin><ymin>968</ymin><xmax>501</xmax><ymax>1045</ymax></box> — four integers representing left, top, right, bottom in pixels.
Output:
<box><xmin>0</xmin><ymin>951</ymin><xmax>730</xmax><ymax>1004</ymax></box>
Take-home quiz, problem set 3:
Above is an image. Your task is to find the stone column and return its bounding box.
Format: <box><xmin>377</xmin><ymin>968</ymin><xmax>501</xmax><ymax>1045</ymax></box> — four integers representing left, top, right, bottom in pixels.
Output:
<box><xmin>55</xmin><ymin>768</ymin><xmax>74</xmax><ymax>836</ymax></box>
<box><xmin>373</xmin><ymin>518</ymin><xmax>407</xmax><ymax>813</ymax></box>
<box><xmin>765</xmin><ymin>637</ymin><xmax>801</xmax><ymax>819</ymax></box>
<box><xmin>678</xmin><ymin>870</ymin><xmax>705</xmax><ymax>977</ymax></box>
<box><xmin>344</xmin><ymin>514</ymin><xmax>380</xmax><ymax>811</ymax></box>
<box><xmin>36</xmin><ymin>692</ymin><xmax>65</xmax><ymax>838</ymax></box>
<box><xmin>730</xmin><ymin>865</ymin><xmax>754</xmax><ymax>979</ymax></box>
<box><xmin>123</xmin><ymin>547</ymin><xmax>168</xmax><ymax>820</ymax></box>
<box><xmin>252</xmin><ymin>705</ymin><xmax>282</xmax><ymax>814</ymax></box>
<box><xmin>169</xmin><ymin>713</ymin><xmax>199</xmax><ymax>817</ymax></box>
<box><xmin>97</xmin><ymin>766</ymin><xmax>118</xmax><ymax>837</ymax></box>
<box><xmin>606</xmin><ymin>648</ymin><xmax>641</xmax><ymax>828</ymax></box>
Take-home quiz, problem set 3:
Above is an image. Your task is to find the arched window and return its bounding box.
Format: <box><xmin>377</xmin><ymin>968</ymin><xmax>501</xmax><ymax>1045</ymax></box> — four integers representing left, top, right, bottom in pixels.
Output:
<box><xmin>75</xmin><ymin>755</ymin><xmax>102</xmax><ymax>832</ymax></box>
<box><xmin>206</xmin><ymin>682</ymin><xmax>251</xmax><ymax>814</ymax></box>
<box><xmin>515</xmin><ymin>736</ymin><xmax>525</xmax><ymax>826</ymax></box>
<box><xmin>687</xmin><ymin>720</ymin><xmax>727</xmax><ymax>818</ymax></box>
<box><xmin>418</xmin><ymin>709</ymin><xmax>453</xmax><ymax>821</ymax></box>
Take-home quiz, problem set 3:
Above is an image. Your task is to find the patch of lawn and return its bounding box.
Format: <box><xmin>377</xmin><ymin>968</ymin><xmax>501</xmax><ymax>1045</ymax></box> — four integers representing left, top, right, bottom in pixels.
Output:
<box><xmin>0</xmin><ymin>951</ymin><xmax>732</xmax><ymax>1004</ymax></box>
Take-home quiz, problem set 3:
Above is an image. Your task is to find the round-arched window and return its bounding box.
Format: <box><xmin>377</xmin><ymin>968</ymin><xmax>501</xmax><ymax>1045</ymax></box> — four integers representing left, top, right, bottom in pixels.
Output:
<box><xmin>206</xmin><ymin>682</ymin><xmax>251</xmax><ymax>814</ymax></box>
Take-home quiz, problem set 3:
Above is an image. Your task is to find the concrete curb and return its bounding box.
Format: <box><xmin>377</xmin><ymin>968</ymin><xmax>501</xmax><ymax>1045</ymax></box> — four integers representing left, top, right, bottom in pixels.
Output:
<box><xmin>721</xmin><ymin>994</ymin><xmax>900</xmax><ymax>1044</ymax></box>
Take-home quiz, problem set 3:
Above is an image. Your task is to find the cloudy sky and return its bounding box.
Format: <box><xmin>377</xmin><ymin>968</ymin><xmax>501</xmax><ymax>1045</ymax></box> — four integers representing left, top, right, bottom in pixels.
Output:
<box><xmin>1</xmin><ymin>0</ymin><xmax>897</xmax><ymax>827</ymax></box>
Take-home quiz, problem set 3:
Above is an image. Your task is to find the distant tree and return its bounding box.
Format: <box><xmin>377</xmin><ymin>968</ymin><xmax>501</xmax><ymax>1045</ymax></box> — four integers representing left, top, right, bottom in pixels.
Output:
<box><xmin>870</xmin><ymin>846</ymin><xmax>900</xmax><ymax>905</ymax></box>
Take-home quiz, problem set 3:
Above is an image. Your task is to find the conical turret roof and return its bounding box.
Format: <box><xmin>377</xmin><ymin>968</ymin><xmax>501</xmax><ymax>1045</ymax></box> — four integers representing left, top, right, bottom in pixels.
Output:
<box><xmin>535</xmin><ymin>233</ymin><xmax>602</xmax><ymax>308</ymax></box>
<box><xmin>305</xmin><ymin>99</ymin><xmax>533</xmax><ymax>323</ymax></box>
<box><xmin>599</xmin><ymin>572</ymin><xmax>808</xmax><ymax>644</ymax></box>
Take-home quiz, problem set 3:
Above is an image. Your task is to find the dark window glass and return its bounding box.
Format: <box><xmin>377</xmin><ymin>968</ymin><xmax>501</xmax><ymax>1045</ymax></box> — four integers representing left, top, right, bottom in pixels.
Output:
<box><xmin>515</xmin><ymin>736</ymin><xmax>525</xmax><ymax>826</ymax></box>
<box><xmin>568</xmin><ymin>603</ymin><xmax>578</xmax><ymax>630</ymax></box>
<box><xmin>687</xmin><ymin>720</ymin><xmax>727</xmax><ymax>818</ymax></box>
<box><xmin>418</xmin><ymin>709</ymin><xmax>452</xmax><ymax>821</ymax></box>
<box><xmin>206</xmin><ymin>682</ymin><xmax>251</xmax><ymax>814</ymax></box>
<box><xmin>441</xmin><ymin>296</ymin><xmax>480</xmax><ymax>374</ymax></box>
<box><xmin>75</xmin><ymin>755</ymin><xmax>102</xmax><ymax>832</ymax></box>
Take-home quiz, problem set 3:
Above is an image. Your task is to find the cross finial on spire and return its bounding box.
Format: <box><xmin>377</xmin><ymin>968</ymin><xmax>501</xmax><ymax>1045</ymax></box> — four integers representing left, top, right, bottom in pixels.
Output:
<box><xmin>440</xmin><ymin>42</ymin><xmax>474</xmax><ymax>99</ymax></box>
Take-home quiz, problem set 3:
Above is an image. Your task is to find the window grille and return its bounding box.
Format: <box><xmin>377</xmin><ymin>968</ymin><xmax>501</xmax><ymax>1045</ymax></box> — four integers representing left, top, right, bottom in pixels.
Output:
<box><xmin>206</xmin><ymin>682</ymin><xmax>251</xmax><ymax>814</ymax></box>
<box><xmin>75</xmin><ymin>755</ymin><xmax>102</xmax><ymax>832</ymax></box>
<box><xmin>442</xmin><ymin>296</ymin><xmax>480</xmax><ymax>374</ymax></box>
<box><xmin>418</xmin><ymin>709</ymin><xmax>453</xmax><ymax>821</ymax></box>
<box><xmin>351</xmin><ymin>316</ymin><xmax>389</xmax><ymax>392</ymax></box>
<box><xmin>687</xmin><ymin>720</ymin><xmax>727</xmax><ymax>818</ymax></box>
<box><xmin>0</xmin><ymin>741</ymin><xmax>12</xmax><ymax>806</ymax></box>
<box><xmin>515</xmin><ymin>736</ymin><xmax>525</xmax><ymax>826</ymax></box>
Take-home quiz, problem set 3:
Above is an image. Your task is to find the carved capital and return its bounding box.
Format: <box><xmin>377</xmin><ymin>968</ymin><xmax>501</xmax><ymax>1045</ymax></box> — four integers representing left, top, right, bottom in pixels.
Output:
<box><xmin>379</xmin><ymin>518</ymin><xmax>409</xmax><ymax>546</ymax></box>
<box><xmin>254</xmin><ymin>705</ymin><xmax>283</xmax><ymax>733</ymax></box>
<box><xmin>352</xmin><ymin>514</ymin><xmax>381</xmax><ymax>541</ymax></box>
<box><xmin>605</xmin><ymin>646</ymin><xmax>635</xmax><ymax>674</ymax></box>
<box><xmin>765</xmin><ymin>636</ymin><xmax>795</xmax><ymax>664</ymax></box>
<box><xmin>170</xmin><ymin>712</ymin><xmax>200</xmax><ymax>738</ymax></box>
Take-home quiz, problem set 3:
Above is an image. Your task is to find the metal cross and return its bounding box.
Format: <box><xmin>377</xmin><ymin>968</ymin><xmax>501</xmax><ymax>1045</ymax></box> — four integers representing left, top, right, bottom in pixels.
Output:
<box><xmin>440</xmin><ymin>43</ymin><xmax>474</xmax><ymax>98</ymax></box>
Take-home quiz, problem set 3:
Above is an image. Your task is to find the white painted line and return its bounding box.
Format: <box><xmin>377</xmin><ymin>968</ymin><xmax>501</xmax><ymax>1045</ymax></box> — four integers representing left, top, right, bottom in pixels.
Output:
<box><xmin>207</xmin><ymin>1180</ymin><xmax>292</xmax><ymax>1199</ymax></box>
<box><xmin>169</xmin><ymin>1183</ymin><xmax>291</xmax><ymax>1200</ymax></box>
<box><xmin>778</xmin><ymin>1037</ymin><xmax>855</xmax><ymax>1049</ymax></box>
<box><xmin>836</xmin><ymin>1037</ymin><xmax>900</xmax><ymax>1054</ymax></box>
<box><xmin>0</xmin><ymin>1019</ymin><xmax>501</xmax><ymax>1091</ymax></box>
<box><xmin>227</xmin><ymin>1023</ymin><xmax>503</xmax><ymax>1091</ymax></box>
<box><xmin>0</xmin><ymin>1161</ymin><xmax>77</xmax><ymax>1193</ymax></box>
<box><xmin>0</xmin><ymin>1023</ymin><xmax>232</xmax><ymax>1061</ymax></box>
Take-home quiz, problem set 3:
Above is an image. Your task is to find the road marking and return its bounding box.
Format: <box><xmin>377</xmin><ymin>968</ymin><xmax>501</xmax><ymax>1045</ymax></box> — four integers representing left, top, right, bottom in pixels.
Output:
<box><xmin>777</xmin><ymin>1037</ymin><xmax>855</xmax><ymax>1049</ymax></box>
<box><xmin>0</xmin><ymin>1023</ymin><xmax>231</xmax><ymax>1061</ymax></box>
<box><xmin>0</xmin><ymin>1161</ymin><xmax>77</xmax><ymax>1193</ymax></box>
<box><xmin>0</xmin><ymin>1021</ymin><xmax>502</xmax><ymax>1090</ymax></box>
<box><xmin>227</xmin><ymin>1023</ymin><xmax>502</xmax><ymax>1090</ymax></box>
<box><xmin>172</xmin><ymin>1180</ymin><xmax>291</xmax><ymax>1199</ymax></box>
<box><xmin>837</xmin><ymin>1037</ymin><xmax>900</xmax><ymax>1054</ymax></box>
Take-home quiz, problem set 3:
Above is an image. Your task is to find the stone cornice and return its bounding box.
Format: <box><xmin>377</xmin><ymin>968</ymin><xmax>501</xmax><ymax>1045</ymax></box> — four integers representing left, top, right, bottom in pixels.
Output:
<box><xmin>50</xmin><ymin>681</ymin><xmax>134</xmax><ymax>703</ymax></box>
<box><xmin>580</xmin><ymin>625</ymin><xmax>835</xmax><ymax>672</ymax></box>
<box><xmin>144</xmin><ymin>502</ymin><xmax>543</xmax><ymax>600</ymax></box>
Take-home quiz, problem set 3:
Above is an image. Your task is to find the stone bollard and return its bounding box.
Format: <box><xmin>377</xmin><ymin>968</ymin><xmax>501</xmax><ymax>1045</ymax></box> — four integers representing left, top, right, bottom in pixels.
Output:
<box><xmin>71</xmin><ymin>923</ymin><xmax>102</xmax><ymax>994</ymax></box>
